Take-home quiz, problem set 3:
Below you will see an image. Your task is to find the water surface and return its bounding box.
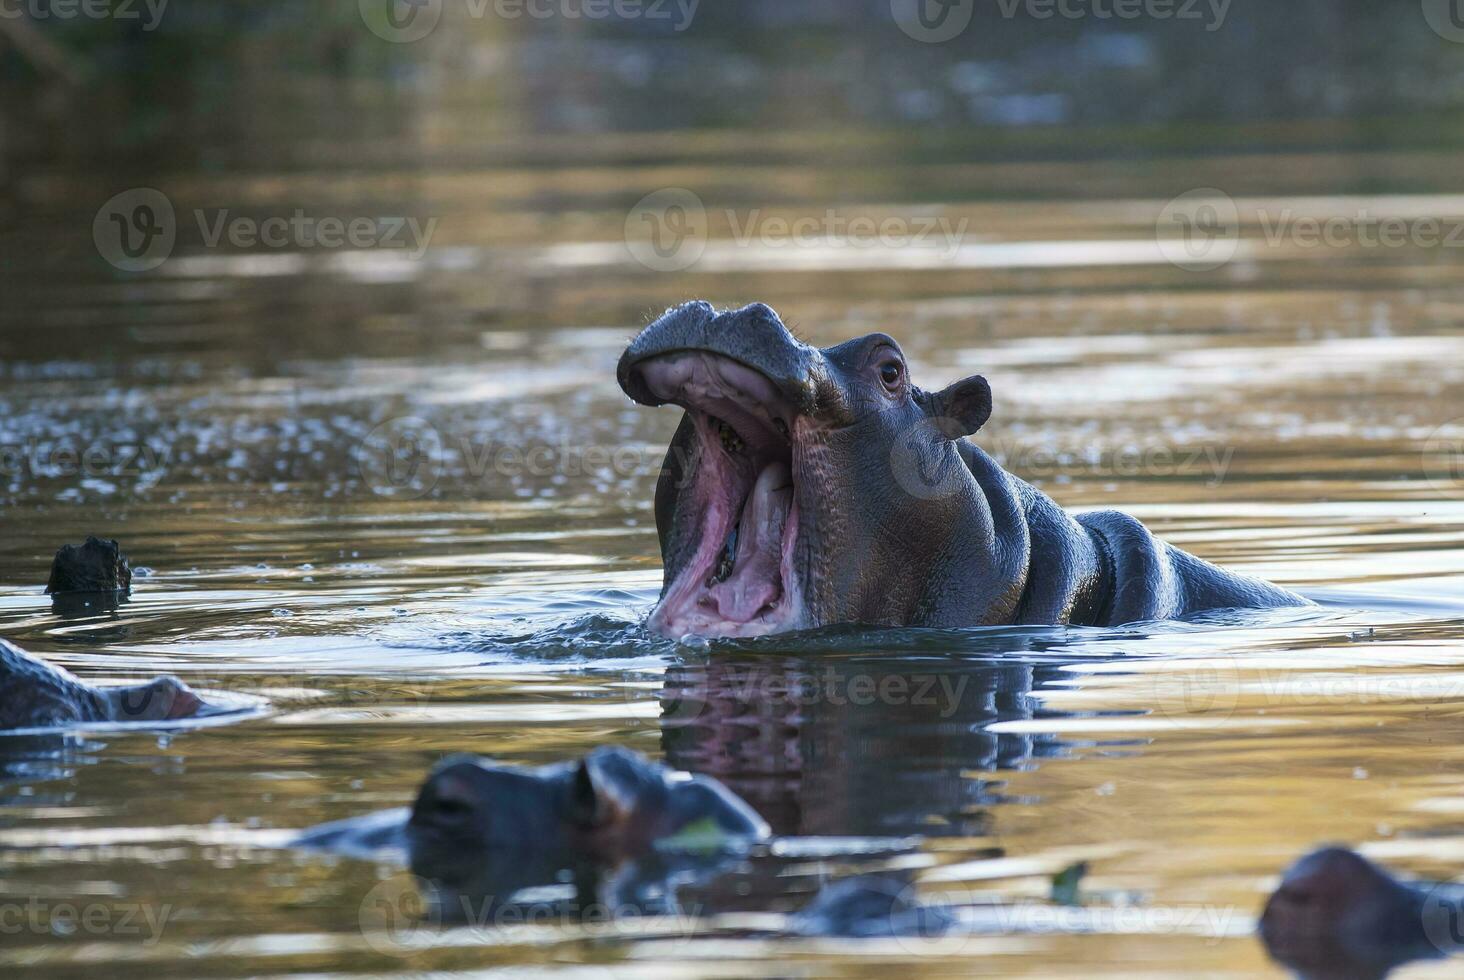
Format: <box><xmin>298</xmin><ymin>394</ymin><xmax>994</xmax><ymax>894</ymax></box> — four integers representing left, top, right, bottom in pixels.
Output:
<box><xmin>4</xmin><ymin>96</ymin><xmax>1464</xmax><ymax>978</ymax></box>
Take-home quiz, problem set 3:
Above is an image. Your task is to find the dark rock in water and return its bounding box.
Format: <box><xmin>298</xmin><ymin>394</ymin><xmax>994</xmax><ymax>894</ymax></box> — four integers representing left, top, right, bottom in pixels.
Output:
<box><xmin>46</xmin><ymin>537</ymin><xmax>132</xmax><ymax>595</ymax></box>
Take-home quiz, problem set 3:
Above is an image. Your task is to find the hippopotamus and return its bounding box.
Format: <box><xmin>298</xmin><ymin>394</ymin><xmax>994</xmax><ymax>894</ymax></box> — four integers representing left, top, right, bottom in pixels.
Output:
<box><xmin>1261</xmin><ymin>847</ymin><xmax>1459</xmax><ymax>978</ymax></box>
<box><xmin>618</xmin><ymin>301</ymin><xmax>1309</xmax><ymax>638</ymax></box>
<box><xmin>0</xmin><ymin>639</ymin><xmax>206</xmax><ymax>731</ymax></box>
<box><xmin>297</xmin><ymin>746</ymin><xmax>770</xmax><ymax>920</ymax></box>
<box><xmin>409</xmin><ymin>744</ymin><xmax>770</xmax><ymax>867</ymax></box>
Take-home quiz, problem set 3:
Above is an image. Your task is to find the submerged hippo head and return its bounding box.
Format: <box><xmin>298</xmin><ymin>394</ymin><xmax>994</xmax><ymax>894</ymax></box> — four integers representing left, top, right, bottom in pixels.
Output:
<box><xmin>619</xmin><ymin>301</ymin><xmax>993</xmax><ymax>638</ymax></box>
<box><xmin>408</xmin><ymin>745</ymin><xmax>768</xmax><ymax>878</ymax></box>
<box><xmin>1260</xmin><ymin>847</ymin><xmax>1442</xmax><ymax>978</ymax></box>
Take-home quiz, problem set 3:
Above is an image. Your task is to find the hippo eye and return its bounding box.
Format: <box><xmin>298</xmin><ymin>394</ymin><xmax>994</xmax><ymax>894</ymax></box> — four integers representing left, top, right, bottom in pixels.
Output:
<box><xmin>878</xmin><ymin>360</ymin><xmax>903</xmax><ymax>390</ymax></box>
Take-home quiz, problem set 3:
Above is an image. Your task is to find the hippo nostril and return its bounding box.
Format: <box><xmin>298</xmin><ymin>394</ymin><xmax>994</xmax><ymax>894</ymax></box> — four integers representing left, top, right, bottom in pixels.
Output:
<box><xmin>417</xmin><ymin>773</ymin><xmax>479</xmax><ymax>828</ymax></box>
<box><xmin>430</xmin><ymin>797</ymin><xmax>473</xmax><ymax>821</ymax></box>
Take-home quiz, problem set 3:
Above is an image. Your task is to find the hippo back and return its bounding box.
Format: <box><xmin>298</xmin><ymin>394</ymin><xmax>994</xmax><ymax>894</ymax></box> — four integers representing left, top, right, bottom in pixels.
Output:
<box><xmin>0</xmin><ymin>640</ymin><xmax>105</xmax><ymax>731</ymax></box>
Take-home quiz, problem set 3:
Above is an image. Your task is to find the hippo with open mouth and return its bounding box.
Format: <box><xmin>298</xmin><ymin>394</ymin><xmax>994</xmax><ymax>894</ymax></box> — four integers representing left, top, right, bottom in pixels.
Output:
<box><xmin>619</xmin><ymin>301</ymin><xmax>1308</xmax><ymax>639</ymax></box>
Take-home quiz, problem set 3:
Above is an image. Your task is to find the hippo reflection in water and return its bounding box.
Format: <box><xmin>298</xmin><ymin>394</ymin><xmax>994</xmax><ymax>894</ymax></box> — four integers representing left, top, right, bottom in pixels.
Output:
<box><xmin>618</xmin><ymin>301</ymin><xmax>1309</xmax><ymax>638</ymax></box>
<box><xmin>0</xmin><ymin>639</ymin><xmax>207</xmax><ymax>731</ymax></box>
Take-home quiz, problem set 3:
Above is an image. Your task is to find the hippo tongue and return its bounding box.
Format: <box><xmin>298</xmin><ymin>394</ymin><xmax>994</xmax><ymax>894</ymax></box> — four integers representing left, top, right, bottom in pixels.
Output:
<box><xmin>709</xmin><ymin>461</ymin><xmax>791</xmax><ymax>621</ymax></box>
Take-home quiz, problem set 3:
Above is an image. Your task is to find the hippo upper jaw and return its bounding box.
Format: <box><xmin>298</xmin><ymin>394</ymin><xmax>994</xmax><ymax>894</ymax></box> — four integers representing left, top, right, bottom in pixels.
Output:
<box><xmin>628</xmin><ymin>352</ymin><xmax>812</xmax><ymax>638</ymax></box>
<box><xmin>620</xmin><ymin>303</ymin><xmax>823</xmax><ymax>639</ymax></box>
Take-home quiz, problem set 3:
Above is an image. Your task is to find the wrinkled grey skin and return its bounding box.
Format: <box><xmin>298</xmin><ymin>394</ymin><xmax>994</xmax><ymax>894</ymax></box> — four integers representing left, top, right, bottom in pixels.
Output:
<box><xmin>618</xmin><ymin>301</ymin><xmax>1308</xmax><ymax>638</ymax></box>
<box><xmin>1261</xmin><ymin>847</ymin><xmax>1457</xmax><ymax>979</ymax></box>
<box><xmin>0</xmin><ymin>639</ymin><xmax>204</xmax><ymax>731</ymax></box>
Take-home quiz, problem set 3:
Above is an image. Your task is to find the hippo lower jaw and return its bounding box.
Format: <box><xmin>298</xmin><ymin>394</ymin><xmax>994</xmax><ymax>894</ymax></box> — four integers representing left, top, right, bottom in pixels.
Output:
<box><xmin>632</xmin><ymin>352</ymin><xmax>808</xmax><ymax>639</ymax></box>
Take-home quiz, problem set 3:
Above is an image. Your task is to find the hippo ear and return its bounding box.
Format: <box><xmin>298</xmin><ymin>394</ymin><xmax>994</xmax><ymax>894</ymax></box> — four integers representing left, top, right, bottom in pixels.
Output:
<box><xmin>926</xmin><ymin>375</ymin><xmax>992</xmax><ymax>437</ymax></box>
<box><xmin>569</xmin><ymin>757</ymin><xmax>631</xmax><ymax>829</ymax></box>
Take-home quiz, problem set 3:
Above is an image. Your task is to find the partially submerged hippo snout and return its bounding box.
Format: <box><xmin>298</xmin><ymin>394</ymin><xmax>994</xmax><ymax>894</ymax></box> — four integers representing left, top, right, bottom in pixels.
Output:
<box><xmin>0</xmin><ymin>639</ymin><xmax>208</xmax><ymax>731</ymax></box>
<box><xmin>408</xmin><ymin>745</ymin><xmax>769</xmax><ymax>871</ymax></box>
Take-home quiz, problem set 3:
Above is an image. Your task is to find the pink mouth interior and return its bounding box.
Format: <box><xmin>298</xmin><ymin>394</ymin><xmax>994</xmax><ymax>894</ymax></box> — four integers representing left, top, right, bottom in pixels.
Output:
<box><xmin>635</xmin><ymin>352</ymin><xmax>803</xmax><ymax>639</ymax></box>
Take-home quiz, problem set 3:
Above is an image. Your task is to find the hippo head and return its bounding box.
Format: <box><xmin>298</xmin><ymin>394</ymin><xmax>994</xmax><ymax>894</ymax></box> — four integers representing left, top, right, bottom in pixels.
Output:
<box><xmin>1260</xmin><ymin>847</ymin><xmax>1435</xmax><ymax>977</ymax></box>
<box><xmin>619</xmin><ymin>301</ymin><xmax>993</xmax><ymax>638</ymax></box>
<box><xmin>407</xmin><ymin>746</ymin><xmax>768</xmax><ymax>884</ymax></box>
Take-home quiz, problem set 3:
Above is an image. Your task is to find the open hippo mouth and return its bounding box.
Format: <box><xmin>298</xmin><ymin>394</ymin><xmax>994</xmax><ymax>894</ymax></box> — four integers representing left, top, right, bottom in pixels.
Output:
<box><xmin>628</xmin><ymin>352</ymin><xmax>804</xmax><ymax>637</ymax></box>
<box><xmin>619</xmin><ymin>303</ymin><xmax>820</xmax><ymax>639</ymax></box>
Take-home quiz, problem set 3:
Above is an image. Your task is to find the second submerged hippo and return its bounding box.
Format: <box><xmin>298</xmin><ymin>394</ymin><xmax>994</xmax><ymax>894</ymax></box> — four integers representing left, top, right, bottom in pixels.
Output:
<box><xmin>618</xmin><ymin>301</ymin><xmax>1309</xmax><ymax>638</ymax></box>
<box><xmin>0</xmin><ymin>639</ymin><xmax>207</xmax><ymax>731</ymax></box>
<box><xmin>297</xmin><ymin>746</ymin><xmax>770</xmax><ymax>919</ymax></box>
<box><xmin>1261</xmin><ymin>847</ymin><xmax>1462</xmax><ymax>979</ymax></box>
